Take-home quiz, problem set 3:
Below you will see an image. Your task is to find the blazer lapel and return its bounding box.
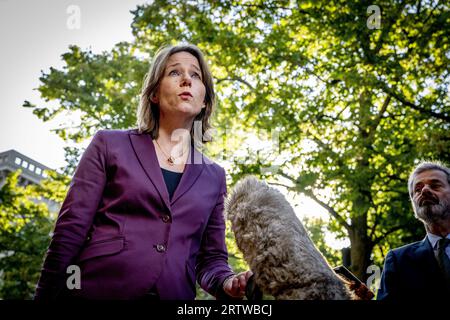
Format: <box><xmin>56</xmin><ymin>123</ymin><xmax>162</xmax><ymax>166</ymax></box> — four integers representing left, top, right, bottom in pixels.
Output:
<box><xmin>129</xmin><ymin>131</ymin><xmax>172</xmax><ymax>211</ymax></box>
<box><xmin>413</xmin><ymin>237</ymin><xmax>442</xmax><ymax>280</ymax></box>
<box><xmin>171</xmin><ymin>144</ymin><xmax>205</xmax><ymax>205</ymax></box>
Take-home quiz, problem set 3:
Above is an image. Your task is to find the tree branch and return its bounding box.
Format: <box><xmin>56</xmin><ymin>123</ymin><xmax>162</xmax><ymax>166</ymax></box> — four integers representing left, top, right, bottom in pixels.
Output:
<box><xmin>216</xmin><ymin>76</ymin><xmax>254</xmax><ymax>90</ymax></box>
<box><xmin>277</xmin><ymin>170</ymin><xmax>298</xmax><ymax>184</ymax></box>
<box><xmin>369</xmin><ymin>215</ymin><xmax>380</xmax><ymax>239</ymax></box>
<box><xmin>303</xmin><ymin>190</ymin><xmax>352</xmax><ymax>232</ymax></box>
<box><xmin>372</xmin><ymin>224</ymin><xmax>409</xmax><ymax>245</ymax></box>
<box><xmin>373</xmin><ymin>1</ymin><xmax>407</xmax><ymax>54</ymax></box>
<box><xmin>382</xmin><ymin>86</ymin><xmax>450</xmax><ymax>122</ymax></box>
<box><xmin>267</xmin><ymin>182</ymin><xmax>293</xmax><ymax>189</ymax></box>
<box><xmin>304</xmin><ymin>67</ymin><xmax>328</xmax><ymax>84</ymax></box>
<box><xmin>377</xmin><ymin>243</ymin><xmax>386</xmax><ymax>261</ymax></box>
<box><xmin>372</xmin><ymin>95</ymin><xmax>391</xmax><ymax>129</ymax></box>
<box><xmin>278</xmin><ymin>170</ymin><xmax>352</xmax><ymax>231</ymax></box>
<box><xmin>307</xmin><ymin>130</ymin><xmax>347</xmax><ymax>169</ymax></box>
<box><xmin>239</xmin><ymin>3</ymin><xmax>294</xmax><ymax>11</ymax></box>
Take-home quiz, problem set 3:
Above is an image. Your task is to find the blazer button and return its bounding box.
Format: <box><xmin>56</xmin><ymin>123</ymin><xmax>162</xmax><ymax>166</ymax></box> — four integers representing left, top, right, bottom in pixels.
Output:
<box><xmin>161</xmin><ymin>215</ymin><xmax>170</xmax><ymax>223</ymax></box>
<box><xmin>156</xmin><ymin>244</ymin><xmax>166</xmax><ymax>253</ymax></box>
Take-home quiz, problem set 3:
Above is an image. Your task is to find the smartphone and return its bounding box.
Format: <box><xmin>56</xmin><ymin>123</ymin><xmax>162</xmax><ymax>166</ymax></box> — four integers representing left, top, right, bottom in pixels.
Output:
<box><xmin>333</xmin><ymin>265</ymin><xmax>363</xmax><ymax>285</ymax></box>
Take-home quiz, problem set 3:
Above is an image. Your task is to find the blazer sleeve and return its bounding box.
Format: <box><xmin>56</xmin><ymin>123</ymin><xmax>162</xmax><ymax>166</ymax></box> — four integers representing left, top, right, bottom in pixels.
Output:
<box><xmin>195</xmin><ymin>167</ymin><xmax>235</xmax><ymax>298</ymax></box>
<box><xmin>34</xmin><ymin>130</ymin><xmax>108</xmax><ymax>300</ymax></box>
<box><xmin>377</xmin><ymin>250</ymin><xmax>399</xmax><ymax>300</ymax></box>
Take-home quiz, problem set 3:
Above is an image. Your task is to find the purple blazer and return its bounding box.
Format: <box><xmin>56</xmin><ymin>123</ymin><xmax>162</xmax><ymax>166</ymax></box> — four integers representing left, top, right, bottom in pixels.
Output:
<box><xmin>35</xmin><ymin>129</ymin><xmax>235</xmax><ymax>300</ymax></box>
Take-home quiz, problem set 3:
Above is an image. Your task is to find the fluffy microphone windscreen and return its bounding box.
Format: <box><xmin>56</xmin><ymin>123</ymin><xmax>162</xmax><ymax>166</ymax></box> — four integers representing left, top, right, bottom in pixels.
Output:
<box><xmin>225</xmin><ymin>176</ymin><xmax>353</xmax><ymax>300</ymax></box>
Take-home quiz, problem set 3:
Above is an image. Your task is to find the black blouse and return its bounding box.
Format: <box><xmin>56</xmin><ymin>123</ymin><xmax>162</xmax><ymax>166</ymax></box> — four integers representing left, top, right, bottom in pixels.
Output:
<box><xmin>161</xmin><ymin>167</ymin><xmax>183</xmax><ymax>200</ymax></box>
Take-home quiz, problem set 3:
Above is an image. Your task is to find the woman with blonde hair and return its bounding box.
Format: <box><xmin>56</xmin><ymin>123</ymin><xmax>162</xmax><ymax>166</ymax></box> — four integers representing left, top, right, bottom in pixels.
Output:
<box><xmin>35</xmin><ymin>43</ymin><xmax>251</xmax><ymax>300</ymax></box>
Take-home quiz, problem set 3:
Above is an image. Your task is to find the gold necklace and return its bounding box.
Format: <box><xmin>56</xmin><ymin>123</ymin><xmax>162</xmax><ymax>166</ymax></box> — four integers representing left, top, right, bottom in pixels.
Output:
<box><xmin>154</xmin><ymin>139</ymin><xmax>188</xmax><ymax>166</ymax></box>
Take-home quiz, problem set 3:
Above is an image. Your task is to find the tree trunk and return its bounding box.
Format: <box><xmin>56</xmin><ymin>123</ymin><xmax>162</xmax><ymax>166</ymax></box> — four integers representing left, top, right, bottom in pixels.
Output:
<box><xmin>349</xmin><ymin>230</ymin><xmax>373</xmax><ymax>282</ymax></box>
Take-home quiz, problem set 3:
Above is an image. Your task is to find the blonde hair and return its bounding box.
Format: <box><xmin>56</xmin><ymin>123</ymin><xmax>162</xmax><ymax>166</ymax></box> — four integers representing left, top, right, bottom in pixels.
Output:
<box><xmin>136</xmin><ymin>44</ymin><xmax>214</xmax><ymax>143</ymax></box>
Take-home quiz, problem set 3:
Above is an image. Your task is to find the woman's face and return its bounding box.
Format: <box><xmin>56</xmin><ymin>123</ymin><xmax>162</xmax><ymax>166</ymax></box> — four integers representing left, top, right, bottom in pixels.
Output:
<box><xmin>154</xmin><ymin>51</ymin><xmax>206</xmax><ymax>123</ymax></box>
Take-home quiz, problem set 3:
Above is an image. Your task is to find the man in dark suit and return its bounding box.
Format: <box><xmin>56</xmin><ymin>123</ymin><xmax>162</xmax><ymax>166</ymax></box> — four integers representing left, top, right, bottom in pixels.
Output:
<box><xmin>378</xmin><ymin>161</ymin><xmax>450</xmax><ymax>300</ymax></box>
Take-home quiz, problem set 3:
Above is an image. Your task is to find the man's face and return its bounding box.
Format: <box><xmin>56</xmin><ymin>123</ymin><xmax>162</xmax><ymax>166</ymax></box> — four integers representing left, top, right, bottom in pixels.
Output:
<box><xmin>411</xmin><ymin>169</ymin><xmax>450</xmax><ymax>224</ymax></box>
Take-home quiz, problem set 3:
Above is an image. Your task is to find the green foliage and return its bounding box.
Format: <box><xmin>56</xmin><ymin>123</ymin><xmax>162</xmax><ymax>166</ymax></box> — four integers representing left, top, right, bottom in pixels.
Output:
<box><xmin>224</xmin><ymin>221</ymin><xmax>250</xmax><ymax>273</ymax></box>
<box><xmin>23</xmin><ymin>43</ymin><xmax>147</xmax><ymax>144</ymax></box>
<box><xmin>23</xmin><ymin>0</ymin><xmax>449</xmax><ymax>283</ymax></box>
<box><xmin>302</xmin><ymin>217</ymin><xmax>342</xmax><ymax>267</ymax></box>
<box><xmin>0</xmin><ymin>171</ymin><xmax>67</xmax><ymax>299</ymax></box>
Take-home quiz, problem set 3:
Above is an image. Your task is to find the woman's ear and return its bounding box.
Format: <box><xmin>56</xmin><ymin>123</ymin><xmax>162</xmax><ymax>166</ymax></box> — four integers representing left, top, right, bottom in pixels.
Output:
<box><xmin>150</xmin><ymin>94</ymin><xmax>159</xmax><ymax>104</ymax></box>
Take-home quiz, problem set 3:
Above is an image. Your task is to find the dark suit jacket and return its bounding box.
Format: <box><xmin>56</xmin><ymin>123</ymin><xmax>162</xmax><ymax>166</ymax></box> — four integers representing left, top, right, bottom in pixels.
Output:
<box><xmin>35</xmin><ymin>129</ymin><xmax>235</xmax><ymax>300</ymax></box>
<box><xmin>377</xmin><ymin>237</ymin><xmax>450</xmax><ymax>300</ymax></box>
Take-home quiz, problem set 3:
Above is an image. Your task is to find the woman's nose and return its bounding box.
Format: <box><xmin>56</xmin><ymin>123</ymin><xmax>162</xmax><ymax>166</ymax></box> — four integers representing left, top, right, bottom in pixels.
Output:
<box><xmin>180</xmin><ymin>73</ymin><xmax>192</xmax><ymax>87</ymax></box>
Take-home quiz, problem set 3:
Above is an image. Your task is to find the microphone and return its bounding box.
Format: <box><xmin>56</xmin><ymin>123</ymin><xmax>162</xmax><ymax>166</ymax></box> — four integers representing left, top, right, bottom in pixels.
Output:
<box><xmin>225</xmin><ymin>176</ymin><xmax>357</xmax><ymax>300</ymax></box>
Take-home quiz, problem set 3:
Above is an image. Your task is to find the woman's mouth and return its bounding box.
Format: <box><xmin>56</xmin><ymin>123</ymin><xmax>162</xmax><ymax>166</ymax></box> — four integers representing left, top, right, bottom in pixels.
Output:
<box><xmin>179</xmin><ymin>92</ymin><xmax>192</xmax><ymax>100</ymax></box>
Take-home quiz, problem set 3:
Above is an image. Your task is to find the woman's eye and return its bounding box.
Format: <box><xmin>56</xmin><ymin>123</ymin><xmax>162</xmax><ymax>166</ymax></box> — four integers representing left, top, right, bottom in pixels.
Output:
<box><xmin>169</xmin><ymin>70</ymin><xmax>180</xmax><ymax>76</ymax></box>
<box><xmin>191</xmin><ymin>72</ymin><xmax>201</xmax><ymax>79</ymax></box>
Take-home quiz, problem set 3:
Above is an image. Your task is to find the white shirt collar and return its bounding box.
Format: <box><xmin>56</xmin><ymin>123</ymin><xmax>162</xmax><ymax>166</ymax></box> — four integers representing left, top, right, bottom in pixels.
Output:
<box><xmin>427</xmin><ymin>232</ymin><xmax>450</xmax><ymax>250</ymax></box>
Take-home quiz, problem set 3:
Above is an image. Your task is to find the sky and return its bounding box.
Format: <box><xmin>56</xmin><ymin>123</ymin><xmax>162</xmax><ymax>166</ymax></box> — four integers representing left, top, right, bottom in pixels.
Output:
<box><xmin>0</xmin><ymin>0</ymin><xmax>146</xmax><ymax>170</ymax></box>
<box><xmin>0</xmin><ymin>0</ymin><xmax>348</xmax><ymax>249</ymax></box>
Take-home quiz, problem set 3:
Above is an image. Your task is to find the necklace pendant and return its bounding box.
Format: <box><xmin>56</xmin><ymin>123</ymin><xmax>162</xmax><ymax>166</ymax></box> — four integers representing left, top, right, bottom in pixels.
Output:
<box><xmin>167</xmin><ymin>156</ymin><xmax>175</xmax><ymax>165</ymax></box>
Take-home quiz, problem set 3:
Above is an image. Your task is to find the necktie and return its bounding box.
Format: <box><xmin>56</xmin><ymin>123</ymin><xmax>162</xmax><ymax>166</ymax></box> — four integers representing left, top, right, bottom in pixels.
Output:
<box><xmin>437</xmin><ymin>238</ymin><xmax>450</xmax><ymax>285</ymax></box>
